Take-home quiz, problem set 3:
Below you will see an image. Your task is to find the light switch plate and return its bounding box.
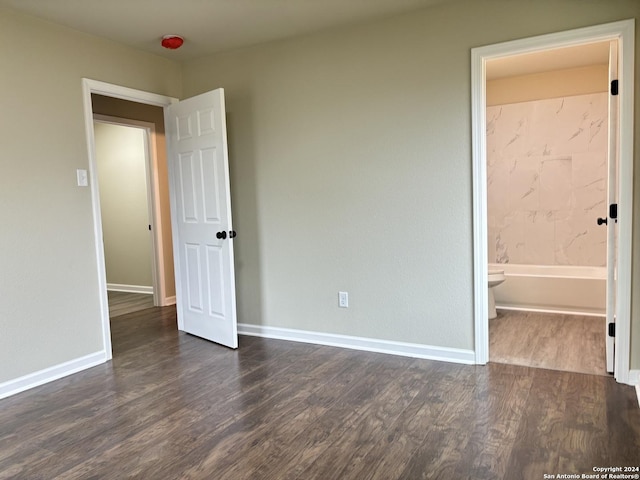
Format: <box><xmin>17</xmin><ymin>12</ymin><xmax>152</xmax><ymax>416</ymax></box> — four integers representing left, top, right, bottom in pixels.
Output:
<box><xmin>76</xmin><ymin>169</ymin><xmax>88</xmax><ymax>187</ymax></box>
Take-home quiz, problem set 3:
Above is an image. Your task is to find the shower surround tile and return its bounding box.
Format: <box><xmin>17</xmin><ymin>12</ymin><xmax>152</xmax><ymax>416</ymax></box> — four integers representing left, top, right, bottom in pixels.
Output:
<box><xmin>487</xmin><ymin>92</ymin><xmax>607</xmax><ymax>267</ymax></box>
<box><xmin>556</xmin><ymin>209</ymin><xmax>607</xmax><ymax>266</ymax></box>
<box><xmin>508</xmin><ymin>157</ymin><xmax>539</xmax><ymax>212</ymax></box>
<box><xmin>572</xmin><ymin>151</ymin><xmax>607</xmax><ymax>209</ymax></box>
<box><xmin>539</xmin><ymin>157</ymin><xmax>572</xmax><ymax>211</ymax></box>
<box><xmin>524</xmin><ymin>210</ymin><xmax>556</xmax><ymax>264</ymax></box>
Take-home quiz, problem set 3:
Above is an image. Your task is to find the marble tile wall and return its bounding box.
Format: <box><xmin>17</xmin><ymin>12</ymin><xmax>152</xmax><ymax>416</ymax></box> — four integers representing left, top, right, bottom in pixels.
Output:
<box><xmin>487</xmin><ymin>93</ymin><xmax>608</xmax><ymax>266</ymax></box>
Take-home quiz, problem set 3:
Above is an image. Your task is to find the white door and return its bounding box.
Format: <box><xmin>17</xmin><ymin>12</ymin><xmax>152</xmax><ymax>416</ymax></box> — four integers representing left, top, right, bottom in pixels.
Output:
<box><xmin>604</xmin><ymin>41</ymin><xmax>618</xmax><ymax>373</ymax></box>
<box><xmin>165</xmin><ymin>89</ymin><xmax>238</xmax><ymax>348</ymax></box>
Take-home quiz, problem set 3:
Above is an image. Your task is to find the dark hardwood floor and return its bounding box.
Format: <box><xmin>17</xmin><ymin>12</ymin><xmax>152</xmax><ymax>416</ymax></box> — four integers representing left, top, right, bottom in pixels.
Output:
<box><xmin>107</xmin><ymin>290</ymin><xmax>155</xmax><ymax>318</ymax></box>
<box><xmin>1</xmin><ymin>305</ymin><xmax>638</xmax><ymax>479</ymax></box>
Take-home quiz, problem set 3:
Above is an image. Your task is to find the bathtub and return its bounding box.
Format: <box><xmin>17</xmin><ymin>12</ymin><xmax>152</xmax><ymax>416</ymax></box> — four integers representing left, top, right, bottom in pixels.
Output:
<box><xmin>490</xmin><ymin>263</ymin><xmax>606</xmax><ymax>316</ymax></box>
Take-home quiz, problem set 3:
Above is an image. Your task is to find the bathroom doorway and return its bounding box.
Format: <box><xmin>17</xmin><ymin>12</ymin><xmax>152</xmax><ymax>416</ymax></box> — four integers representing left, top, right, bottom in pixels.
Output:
<box><xmin>471</xmin><ymin>20</ymin><xmax>635</xmax><ymax>385</ymax></box>
<box><xmin>486</xmin><ymin>42</ymin><xmax>610</xmax><ymax>376</ymax></box>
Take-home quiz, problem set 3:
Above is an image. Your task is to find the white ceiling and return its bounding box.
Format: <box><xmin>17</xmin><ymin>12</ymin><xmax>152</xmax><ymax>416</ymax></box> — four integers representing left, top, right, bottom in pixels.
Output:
<box><xmin>0</xmin><ymin>0</ymin><xmax>450</xmax><ymax>61</ymax></box>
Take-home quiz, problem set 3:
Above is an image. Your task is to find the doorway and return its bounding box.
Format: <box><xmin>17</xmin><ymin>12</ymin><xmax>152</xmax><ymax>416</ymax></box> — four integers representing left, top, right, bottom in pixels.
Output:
<box><xmin>485</xmin><ymin>42</ymin><xmax>610</xmax><ymax>376</ymax></box>
<box><xmin>471</xmin><ymin>20</ymin><xmax>635</xmax><ymax>385</ymax></box>
<box><xmin>94</xmin><ymin>117</ymin><xmax>156</xmax><ymax>314</ymax></box>
<box><xmin>91</xmin><ymin>94</ymin><xmax>176</xmax><ymax>309</ymax></box>
<box><xmin>83</xmin><ymin>80</ymin><xmax>239</xmax><ymax>358</ymax></box>
<box><xmin>82</xmin><ymin>80</ymin><xmax>178</xmax><ymax>360</ymax></box>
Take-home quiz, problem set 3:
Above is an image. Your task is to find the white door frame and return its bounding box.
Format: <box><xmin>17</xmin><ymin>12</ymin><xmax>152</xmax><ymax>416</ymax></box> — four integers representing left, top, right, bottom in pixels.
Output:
<box><xmin>93</xmin><ymin>114</ymin><xmax>163</xmax><ymax>305</ymax></box>
<box><xmin>81</xmin><ymin>79</ymin><xmax>177</xmax><ymax>359</ymax></box>
<box><xmin>471</xmin><ymin>20</ymin><xmax>635</xmax><ymax>384</ymax></box>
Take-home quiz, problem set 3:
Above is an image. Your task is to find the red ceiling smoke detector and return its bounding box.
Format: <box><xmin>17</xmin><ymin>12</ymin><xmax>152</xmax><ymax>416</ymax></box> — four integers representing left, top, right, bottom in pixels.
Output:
<box><xmin>161</xmin><ymin>35</ymin><xmax>184</xmax><ymax>50</ymax></box>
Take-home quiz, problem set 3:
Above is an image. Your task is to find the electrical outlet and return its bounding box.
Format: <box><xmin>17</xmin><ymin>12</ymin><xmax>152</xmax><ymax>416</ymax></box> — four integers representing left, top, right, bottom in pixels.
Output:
<box><xmin>338</xmin><ymin>291</ymin><xmax>348</xmax><ymax>308</ymax></box>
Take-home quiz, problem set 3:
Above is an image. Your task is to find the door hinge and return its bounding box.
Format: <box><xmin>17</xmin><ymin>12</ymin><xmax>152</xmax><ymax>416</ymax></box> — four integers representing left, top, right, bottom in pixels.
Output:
<box><xmin>609</xmin><ymin>203</ymin><xmax>617</xmax><ymax>220</ymax></box>
<box><xmin>608</xmin><ymin>323</ymin><xmax>615</xmax><ymax>337</ymax></box>
<box><xmin>611</xmin><ymin>79</ymin><xmax>619</xmax><ymax>96</ymax></box>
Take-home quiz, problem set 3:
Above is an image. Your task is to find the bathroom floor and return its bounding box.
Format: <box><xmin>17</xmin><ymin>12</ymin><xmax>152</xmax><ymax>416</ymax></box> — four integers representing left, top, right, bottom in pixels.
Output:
<box><xmin>489</xmin><ymin>309</ymin><xmax>608</xmax><ymax>377</ymax></box>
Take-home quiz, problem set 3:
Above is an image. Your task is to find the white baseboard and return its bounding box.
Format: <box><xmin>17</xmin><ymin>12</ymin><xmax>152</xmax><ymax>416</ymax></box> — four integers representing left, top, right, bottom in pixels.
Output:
<box><xmin>163</xmin><ymin>296</ymin><xmax>176</xmax><ymax>306</ymax></box>
<box><xmin>0</xmin><ymin>351</ymin><xmax>108</xmax><ymax>400</ymax></box>
<box><xmin>237</xmin><ymin>323</ymin><xmax>475</xmax><ymax>365</ymax></box>
<box><xmin>496</xmin><ymin>305</ymin><xmax>606</xmax><ymax>317</ymax></box>
<box><xmin>107</xmin><ymin>283</ymin><xmax>153</xmax><ymax>294</ymax></box>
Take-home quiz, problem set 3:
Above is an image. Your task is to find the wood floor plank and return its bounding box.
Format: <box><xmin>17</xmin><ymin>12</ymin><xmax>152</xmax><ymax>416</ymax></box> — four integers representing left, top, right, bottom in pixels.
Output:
<box><xmin>288</xmin><ymin>357</ymin><xmax>420</xmax><ymax>480</ymax></box>
<box><xmin>1</xmin><ymin>304</ymin><xmax>638</xmax><ymax>479</ymax></box>
<box><xmin>396</xmin><ymin>365</ymin><xmax>487</xmax><ymax>479</ymax></box>
<box><xmin>558</xmin><ymin>373</ymin><xmax>611</xmax><ymax>472</ymax></box>
<box><xmin>353</xmin><ymin>364</ymin><xmax>470</xmax><ymax>480</ymax></box>
<box><xmin>457</xmin><ymin>364</ymin><xmax>535</xmax><ymax>479</ymax></box>
<box><xmin>175</xmin><ymin>348</ymin><xmax>371</xmax><ymax>480</ymax></box>
<box><xmin>107</xmin><ymin>291</ymin><xmax>155</xmax><ymax>318</ymax></box>
<box><xmin>504</xmin><ymin>368</ymin><xmax>568</xmax><ymax>478</ymax></box>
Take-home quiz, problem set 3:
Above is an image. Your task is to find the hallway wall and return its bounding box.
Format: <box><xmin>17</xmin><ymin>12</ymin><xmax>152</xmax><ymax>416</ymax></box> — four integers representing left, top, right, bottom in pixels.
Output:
<box><xmin>95</xmin><ymin>122</ymin><xmax>153</xmax><ymax>290</ymax></box>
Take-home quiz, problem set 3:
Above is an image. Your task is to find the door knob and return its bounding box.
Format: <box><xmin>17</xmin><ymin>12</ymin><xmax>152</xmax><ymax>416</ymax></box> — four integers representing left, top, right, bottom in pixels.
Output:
<box><xmin>597</xmin><ymin>217</ymin><xmax>608</xmax><ymax>226</ymax></box>
<box><xmin>229</xmin><ymin>230</ymin><xmax>237</xmax><ymax>239</ymax></box>
<box><xmin>216</xmin><ymin>231</ymin><xmax>227</xmax><ymax>239</ymax></box>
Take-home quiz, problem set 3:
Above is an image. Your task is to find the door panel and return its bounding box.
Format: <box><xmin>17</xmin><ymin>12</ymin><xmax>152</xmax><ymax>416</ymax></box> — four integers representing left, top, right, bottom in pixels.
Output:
<box><xmin>185</xmin><ymin>243</ymin><xmax>203</xmax><ymax>312</ymax></box>
<box><xmin>179</xmin><ymin>153</ymin><xmax>199</xmax><ymax>222</ymax></box>
<box><xmin>206</xmin><ymin>246</ymin><xmax>225</xmax><ymax>316</ymax></box>
<box><xmin>166</xmin><ymin>89</ymin><xmax>238</xmax><ymax>348</ymax></box>
<box><xmin>202</xmin><ymin>149</ymin><xmax>222</xmax><ymax>222</ymax></box>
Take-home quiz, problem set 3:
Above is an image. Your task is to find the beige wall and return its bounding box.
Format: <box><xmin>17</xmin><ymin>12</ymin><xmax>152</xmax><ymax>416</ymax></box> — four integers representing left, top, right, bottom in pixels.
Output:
<box><xmin>0</xmin><ymin>7</ymin><xmax>181</xmax><ymax>384</ymax></box>
<box><xmin>487</xmin><ymin>64</ymin><xmax>608</xmax><ymax>106</ymax></box>
<box><xmin>92</xmin><ymin>95</ymin><xmax>175</xmax><ymax>299</ymax></box>
<box><xmin>95</xmin><ymin>122</ymin><xmax>153</xmax><ymax>289</ymax></box>
<box><xmin>184</xmin><ymin>14</ymin><xmax>476</xmax><ymax>350</ymax></box>
<box><xmin>182</xmin><ymin>0</ymin><xmax>640</xmax><ymax>368</ymax></box>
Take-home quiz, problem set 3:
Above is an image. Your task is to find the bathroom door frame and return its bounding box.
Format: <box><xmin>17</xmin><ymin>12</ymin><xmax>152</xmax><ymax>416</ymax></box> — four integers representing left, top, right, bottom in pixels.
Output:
<box><xmin>470</xmin><ymin>19</ymin><xmax>635</xmax><ymax>385</ymax></box>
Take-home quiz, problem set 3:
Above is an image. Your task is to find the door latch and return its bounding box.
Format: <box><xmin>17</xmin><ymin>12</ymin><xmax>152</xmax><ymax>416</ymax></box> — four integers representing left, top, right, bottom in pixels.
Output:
<box><xmin>609</xmin><ymin>203</ymin><xmax>618</xmax><ymax>223</ymax></box>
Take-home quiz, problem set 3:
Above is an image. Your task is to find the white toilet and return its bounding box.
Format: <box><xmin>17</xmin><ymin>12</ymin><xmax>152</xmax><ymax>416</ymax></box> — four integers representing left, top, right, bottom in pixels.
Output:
<box><xmin>488</xmin><ymin>268</ymin><xmax>506</xmax><ymax>319</ymax></box>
